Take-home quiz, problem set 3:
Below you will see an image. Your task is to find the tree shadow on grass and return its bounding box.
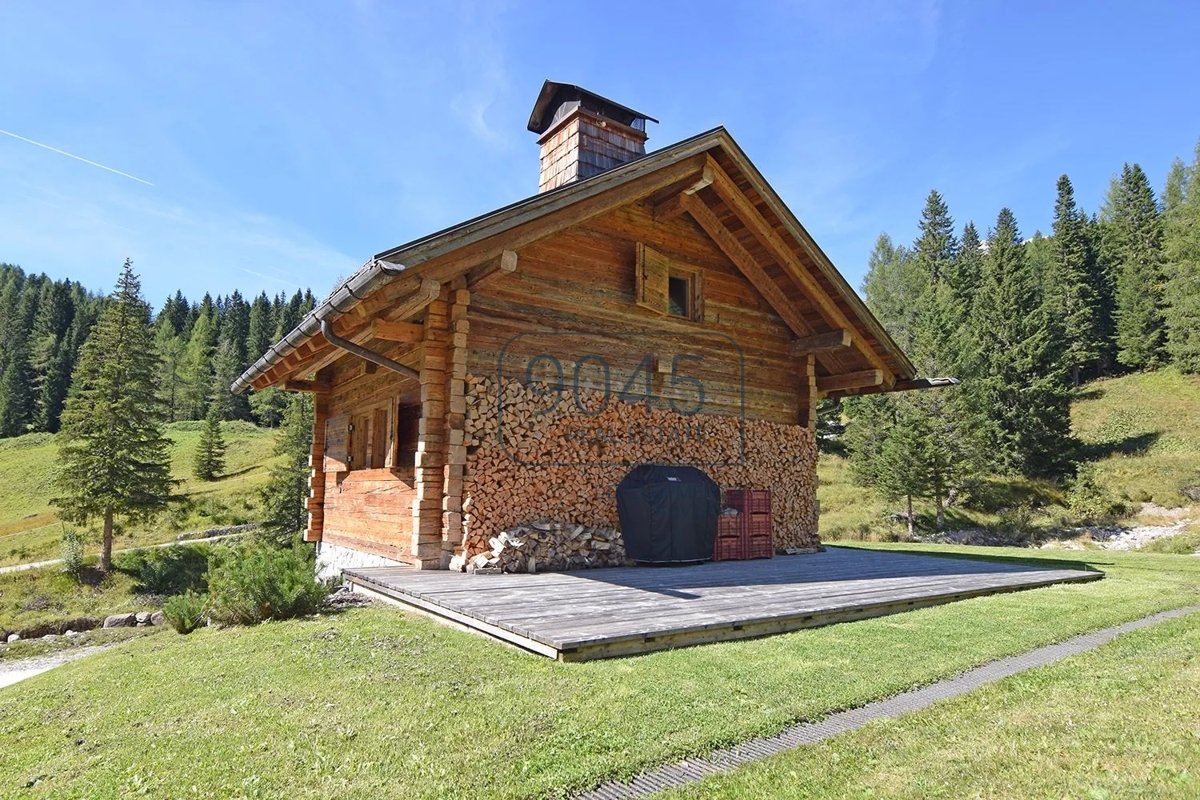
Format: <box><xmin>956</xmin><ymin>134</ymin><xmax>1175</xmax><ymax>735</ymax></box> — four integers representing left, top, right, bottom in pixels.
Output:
<box><xmin>1078</xmin><ymin>432</ymin><xmax>1159</xmax><ymax>461</ymax></box>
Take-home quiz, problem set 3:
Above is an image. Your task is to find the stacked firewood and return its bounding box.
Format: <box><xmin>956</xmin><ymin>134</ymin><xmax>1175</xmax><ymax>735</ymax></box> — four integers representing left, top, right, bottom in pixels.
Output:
<box><xmin>459</xmin><ymin>375</ymin><xmax>819</xmax><ymax>559</ymax></box>
<box><xmin>450</xmin><ymin>521</ymin><xmax>629</xmax><ymax>573</ymax></box>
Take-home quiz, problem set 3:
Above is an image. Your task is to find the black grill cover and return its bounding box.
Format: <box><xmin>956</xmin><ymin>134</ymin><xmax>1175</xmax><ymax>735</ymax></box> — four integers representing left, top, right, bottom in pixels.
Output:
<box><xmin>616</xmin><ymin>464</ymin><xmax>719</xmax><ymax>563</ymax></box>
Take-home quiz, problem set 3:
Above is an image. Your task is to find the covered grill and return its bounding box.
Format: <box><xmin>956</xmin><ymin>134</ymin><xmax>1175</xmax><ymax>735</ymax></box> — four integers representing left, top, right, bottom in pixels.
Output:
<box><xmin>616</xmin><ymin>464</ymin><xmax>720</xmax><ymax>563</ymax></box>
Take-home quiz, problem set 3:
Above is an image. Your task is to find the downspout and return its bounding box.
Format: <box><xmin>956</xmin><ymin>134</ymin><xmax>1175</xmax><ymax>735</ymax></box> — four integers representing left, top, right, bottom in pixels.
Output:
<box><xmin>230</xmin><ymin>258</ymin><xmax>417</xmax><ymax>394</ymax></box>
<box><xmin>319</xmin><ymin>318</ymin><xmax>419</xmax><ymax>381</ymax></box>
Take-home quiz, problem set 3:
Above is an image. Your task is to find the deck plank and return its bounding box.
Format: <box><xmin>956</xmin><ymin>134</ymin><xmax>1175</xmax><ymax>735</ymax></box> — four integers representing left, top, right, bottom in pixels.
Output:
<box><xmin>344</xmin><ymin>546</ymin><xmax>1100</xmax><ymax>660</ymax></box>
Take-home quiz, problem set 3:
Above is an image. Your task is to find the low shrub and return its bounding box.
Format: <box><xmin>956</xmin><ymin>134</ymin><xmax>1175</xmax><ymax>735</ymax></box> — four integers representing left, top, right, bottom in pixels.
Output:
<box><xmin>206</xmin><ymin>540</ymin><xmax>329</xmax><ymax>626</ymax></box>
<box><xmin>163</xmin><ymin>590</ymin><xmax>209</xmax><ymax>634</ymax></box>
<box><xmin>1068</xmin><ymin>465</ymin><xmax>1127</xmax><ymax>524</ymax></box>
<box><xmin>121</xmin><ymin>544</ymin><xmax>213</xmax><ymax>596</ymax></box>
<box><xmin>60</xmin><ymin>527</ymin><xmax>86</xmax><ymax>580</ymax></box>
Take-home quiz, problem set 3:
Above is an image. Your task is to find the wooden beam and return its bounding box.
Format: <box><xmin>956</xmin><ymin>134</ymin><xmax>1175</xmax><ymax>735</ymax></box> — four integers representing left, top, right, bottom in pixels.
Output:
<box><xmin>284</xmin><ymin>378</ymin><xmax>330</xmax><ymax>393</ymax></box>
<box><xmin>679</xmin><ymin>192</ymin><xmax>813</xmax><ymax>337</ymax></box>
<box><xmin>371</xmin><ymin>320</ymin><xmax>424</xmax><ymax>343</ymax></box>
<box><xmin>798</xmin><ymin>354</ymin><xmax>821</xmax><ymax>433</ymax></box>
<box><xmin>466</xmin><ymin>249</ymin><xmax>518</xmax><ymax>289</ymax></box>
<box><xmin>651</xmin><ymin>163</ymin><xmax>714</xmax><ymax>221</ymax></box>
<box><xmin>790</xmin><ymin>329</ymin><xmax>852</xmax><ymax>357</ymax></box>
<box><xmin>817</xmin><ymin>369</ymin><xmax>884</xmax><ymax>394</ymax></box>
<box><xmin>703</xmin><ymin>157</ymin><xmax>894</xmax><ymax>378</ymax></box>
<box><xmin>392</xmin><ymin>277</ymin><xmax>442</xmax><ymax>319</ymax></box>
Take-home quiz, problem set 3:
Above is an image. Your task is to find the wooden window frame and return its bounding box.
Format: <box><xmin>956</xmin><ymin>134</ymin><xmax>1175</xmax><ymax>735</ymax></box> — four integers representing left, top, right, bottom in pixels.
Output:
<box><xmin>636</xmin><ymin>242</ymin><xmax>703</xmax><ymax>321</ymax></box>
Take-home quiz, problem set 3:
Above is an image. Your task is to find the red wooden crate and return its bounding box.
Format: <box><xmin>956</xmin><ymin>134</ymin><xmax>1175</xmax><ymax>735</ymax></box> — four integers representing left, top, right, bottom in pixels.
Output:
<box><xmin>716</xmin><ymin>515</ymin><xmax>742</xmax><ymax>538</ymax></box>
<box><xmin>724</xmin><ymin>488</ymin><xmax>771</xmax><ymax>514</ymax></box>
<box><xmin>745</xmin><ymin>512</ymin><xmax>773</xmax><ymax>538</ymax></box>
<box><xmin>712</xmin><ymin>535</ymin><xmax>744</xmax><ymax>561</ymax></box>
<box><xmin>744</xmin><ymin>534</ymin><xmax>774</xmax><ymax>560</ymax></box>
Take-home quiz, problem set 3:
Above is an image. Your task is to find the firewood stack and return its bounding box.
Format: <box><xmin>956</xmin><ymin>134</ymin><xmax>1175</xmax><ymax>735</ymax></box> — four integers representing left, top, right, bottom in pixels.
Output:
<box><xmin>449</xmin><ymin>521</ymin><xmax>629</xmax><ymax>573</ymax></box>
<box><xmin>459</xmin><ymin>375</ymin><xmax>819</xmax><ymax>560</ymax></box>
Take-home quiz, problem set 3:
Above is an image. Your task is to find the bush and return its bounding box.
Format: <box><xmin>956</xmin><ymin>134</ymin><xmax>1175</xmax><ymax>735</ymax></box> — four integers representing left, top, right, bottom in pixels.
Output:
<box><xmin>121</xmin><ymin>544</ymin><xmax>213</xmax><ymax>596</ymax></box>
<box><xmin>60</xmin><ymin>527</ymin><xmax>85</xmax><ymax>580</ymax></box>
<box><xmin>1068</xmin><ymin>465</ymin><xmax>1126</xmax><ymax>524</ymax></box>
<box><xmin>206</xmin><ymin>540</ymin><xmax>329</xmax><ymax>626</ymax></box>
<box><xmin>163</xmin><ymin>590</ymin><xmax>209</xmax><ymax>634</ymax></box>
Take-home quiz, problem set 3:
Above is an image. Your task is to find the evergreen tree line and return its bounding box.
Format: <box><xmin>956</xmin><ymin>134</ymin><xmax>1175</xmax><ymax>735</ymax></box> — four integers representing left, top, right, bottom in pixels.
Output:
<box><xmin>0</xmin><ymin>262</ymin><xmax>315</xmax><ymax>438</ymax></box>
<box><xmin>844</xmin><ymin>140</ymin><xmax>1200</xmax><ymax>533</ymax></box>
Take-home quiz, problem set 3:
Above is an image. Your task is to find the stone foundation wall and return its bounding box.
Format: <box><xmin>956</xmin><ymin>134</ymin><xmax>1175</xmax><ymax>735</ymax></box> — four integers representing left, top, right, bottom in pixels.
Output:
<box><xmin>459</xmin><ymin>375</ymin><xmax>819</xmax><ymax>558</ymax></box>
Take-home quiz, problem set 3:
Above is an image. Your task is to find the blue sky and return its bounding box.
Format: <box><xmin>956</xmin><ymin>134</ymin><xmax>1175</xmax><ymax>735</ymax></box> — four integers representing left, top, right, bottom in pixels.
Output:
<box><xmin>1</xmin><ymin>1</ymin><xmax>1197</xmax><ymax>307</ymax></box>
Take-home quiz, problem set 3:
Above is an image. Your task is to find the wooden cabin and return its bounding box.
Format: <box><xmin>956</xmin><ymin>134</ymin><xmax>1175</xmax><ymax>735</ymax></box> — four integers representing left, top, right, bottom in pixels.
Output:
<box><xmin>232</xmin><ymin>81</ymin><xmax>928</xmax><ymax>574</ymax></box>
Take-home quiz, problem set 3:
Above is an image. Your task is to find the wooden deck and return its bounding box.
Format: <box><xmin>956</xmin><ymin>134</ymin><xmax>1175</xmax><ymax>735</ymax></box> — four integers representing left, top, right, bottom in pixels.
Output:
<box><xmin>344</xmin><ymin>546</ymin><xmax>1101</xmax><ymax>661</ymax></box>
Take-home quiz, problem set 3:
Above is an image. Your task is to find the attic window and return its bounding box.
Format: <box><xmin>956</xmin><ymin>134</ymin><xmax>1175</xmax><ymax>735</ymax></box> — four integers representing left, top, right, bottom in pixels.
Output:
<box><xmin>636</xmin><ymin>243</ymin><xmax>702</xmax><ymax>321</ymax></box>
<box><xmin>668</xmin><ymin>274</ymin><xmax>692</xmax><ymax>318</ymax></box>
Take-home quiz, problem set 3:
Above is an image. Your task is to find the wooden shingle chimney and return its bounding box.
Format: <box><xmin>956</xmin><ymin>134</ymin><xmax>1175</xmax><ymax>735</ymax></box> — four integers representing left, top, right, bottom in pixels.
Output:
<box><xmin>527</xmin><ymin>81</ymin><xmax>657</xmax><ymax>193</ymax></box>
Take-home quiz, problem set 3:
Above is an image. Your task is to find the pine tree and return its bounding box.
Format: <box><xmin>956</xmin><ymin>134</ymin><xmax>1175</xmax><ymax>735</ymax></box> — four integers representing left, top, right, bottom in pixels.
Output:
<box><xmin>154</xmin><ymin>319</ymin><xmax>187</xmax><ymax>421</ymax></box>
<box><xmin>1045</xmin><ymin>175</ymin><xmax>1102</xmax><ymax>385</ymax></box>
<box><xmin>1164</xmin><ymin>141</ymin><xmax>1200</xmax><ymax>371</ymax></box>
<box><xmin>193</xmin><ymin>403</ymin><xmax>226</xmax><ymax>481</ymax></box>
<box><xmin>911</xmin><ymin>190</ymin><xmax>958</xmax><ymax>285</ymax></box>
<box><xmin>967</xmin><ymin>209</ymin><xmax>1074</xmax><ymax>477</ymax></box>
<box><xmin>209</xmin><ymin>335</ymin><xmax>250</xmax><ymax>420</ymax></box>
<box><xmin>181</xmin><ymin>301</ymin><xmax>217</xmax><ymax>419</ymax></box>
<box><xmin>948</xmin><ymin>222</ymin><xmax>984</xmax><ymax>310</ymax></box>
<box><xmin>862</xmin><ymin>234</ymin><xmax>920</xmax><ymax>351</ymax></box>
<box><xmin>259</xmin><ymin>392</ymin><xmax>314</xmax><ymax>544</ymax></box>
<box><xmin>0</xmin><ymin>283</ymin><xmax>39</xmax><ymax>437</ymax></box>
<box><xmin>53</xmin><ymin>260</ymin><xmax>175</xmax><ymax>571</ymax></box>
<box><xmin>246</xmin><ymin>292</ymin><xmax>274</xmax><ymax>363</ymax></box>
<box><xmin>1108</xmin><ymin>164</ymin><xmax>1168</xmax><ymax>369</ymax></box>
<box><xmin>29</xmin><ymin>280</ymin><xmax>76</xmax><ymax>432</ymax></box>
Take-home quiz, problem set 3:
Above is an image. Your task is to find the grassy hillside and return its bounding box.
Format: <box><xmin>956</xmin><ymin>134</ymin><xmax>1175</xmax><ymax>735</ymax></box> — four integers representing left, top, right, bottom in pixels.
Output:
<box><xmin>819</xmin><ymin>367</ymin><xmax>1200</xmax><ymax>541</ymax></box>
<box><xmin>0</xmin><ymin>421</ymin><xmax>280</xmax><ymax>566</ymax></box>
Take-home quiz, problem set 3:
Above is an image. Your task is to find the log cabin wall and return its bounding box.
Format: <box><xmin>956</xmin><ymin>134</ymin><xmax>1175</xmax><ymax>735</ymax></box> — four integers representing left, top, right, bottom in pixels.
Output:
<box><xmin>455</xmin><ymin>200</ymin><xmax>820</xmax><ymax>557</ymax></box>
<box><xmin>317</xmin><ymin>346</ymin><xmax>422</xmax><ymax>564</ymax></box>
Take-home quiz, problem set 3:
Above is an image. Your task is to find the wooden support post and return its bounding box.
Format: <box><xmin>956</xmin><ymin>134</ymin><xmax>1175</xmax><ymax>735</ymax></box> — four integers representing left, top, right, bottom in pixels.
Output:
<box><xmin>285</xmin><ymin>378</ymin><xmax>332</xmax><ymax>393</ymax></box>
<box><xmin>651</xmin><ymin>163</ymin><xmax>714</xmax><ymax>221</ymax></box>
<box><xmin>304</xmin><ymin>388</ymin><xmax>330</xmax><ymax>543</ymax></box>
<box><xmin>798</xmin><ymin>354</ymin><xmax>820</xmax><ymax>434</ymax></box>
<box><xmin>441</xmin><ymin>285</ymin><xmax>471</xmax><ymax>563</ymax></box>
<box><xmin>411</xmin><ymin>287</ymin><xmax>452</xmax><ymax>569</ymax></box>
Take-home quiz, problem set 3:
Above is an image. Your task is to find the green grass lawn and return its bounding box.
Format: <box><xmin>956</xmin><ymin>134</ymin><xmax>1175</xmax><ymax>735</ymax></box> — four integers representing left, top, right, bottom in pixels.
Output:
<box><xmin>0</xmin><ymin>421</ymin><xmax>279</xmax><ymax>567</ymax></box>
<box><xmin>663</xmin><ymin>611</ymin><xmax>1200</xmax><ymax>799</ymax></box>
<box><xmin>2</xmin><ymin>543</ymin><xmax>1197</xmax><ymax>799</ymax></box>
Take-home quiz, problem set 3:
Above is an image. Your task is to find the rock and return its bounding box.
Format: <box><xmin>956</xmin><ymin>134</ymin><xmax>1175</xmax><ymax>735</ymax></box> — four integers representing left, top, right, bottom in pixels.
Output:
<box><xmin>65</xmin><ymin>630</ymin><xmax>79</xmax><ymax>637</ymax></box>
<box><xmin>102</xmin><ymin>613</ymin><xmax>136</xmax><ymax>629</ymax></box>
<box><xmin>135</xmin><ymin>612</ymin><xmax>152</xmax><ymax>626</ymax></box>
<box><xmin>7</xmin><ymin>633</ymin><xmax>20</xmax><ymax>643</ymax></box>
<box><xmin>150</xmin><ymin>611</ymin><xmax>166</xmax><ymax>627</ymax></box>
<box><xmin>42</xmin><ymin>634</ymin><xmax>57</xmax><ymax>641</ymax></box>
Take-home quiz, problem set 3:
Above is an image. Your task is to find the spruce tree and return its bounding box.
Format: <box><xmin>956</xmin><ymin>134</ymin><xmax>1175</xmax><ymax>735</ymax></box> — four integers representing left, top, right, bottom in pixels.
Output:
<box><xmin>209</xmin><ymin>335</ymin><xmax>250</xmax><ymax>420</ymax></box>
<box><xmin>948</xmin><ymin>222</ymin><xmax>984</xmax><ymax>310</ymax></box>
<box><xmin>861</xmin><ymin>233</ymin><xmax>919</xmax><ymax>351</ymax></box>
<box><xmin>911</xmin><ymin>190</ymin><xmax>958</xmax><ymax>285</ymax></box>
<box><xmin>967</xmin><ymin>209</ymin><xmax>1074</xmax><ymax>478</ymax></box>
<box><xmin>53</xmin><ymin>261</ymin><xmax>175</xmax><ymax>571</ymax></box>
<box><xmin>1164</xmin><ymin>141</ymin><xmax>1200</xmax><ymax>371</ymax></box>
<box><xmin>259</xmin><ymin>392</ymin><xmax>314</xmax><ymax>544</ymax></box>
<box><xmin>1045</xmin><ymin>175</ymin><xmax>1102</xmax><ymax>385</ymax></box>
<box><xmin>1109</xmin><ymin>164</ymin><xmax>1168</xmax><ymax>369</ymax></box>
<box><xmin>181</xmin><ymin>301</ymin><xmax>217</xmax><ymax>419</ymax></box>
<box><xmin>194</xmin><ymin>403</ymin><xmax>226</xmax><ymax>481</ymax></box>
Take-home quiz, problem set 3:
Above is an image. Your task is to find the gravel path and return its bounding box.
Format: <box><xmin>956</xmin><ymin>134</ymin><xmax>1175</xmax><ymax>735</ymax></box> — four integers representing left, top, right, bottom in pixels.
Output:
<box><xmin>0</xmin><ymin>525</ymin><xmax>256</xmax><ymax>575</ymax></box>
<box><xmin>0</xmin><ymin>645</ymin><xmax>112</xmax><ymax>690</ymax></box>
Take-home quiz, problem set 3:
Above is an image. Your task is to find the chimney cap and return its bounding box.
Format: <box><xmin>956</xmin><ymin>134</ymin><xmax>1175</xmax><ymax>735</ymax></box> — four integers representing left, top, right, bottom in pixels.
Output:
<box><xmin>527</xmin><ymin>80</ymin><xmax>658</xmax><ymax>135</ymax></box>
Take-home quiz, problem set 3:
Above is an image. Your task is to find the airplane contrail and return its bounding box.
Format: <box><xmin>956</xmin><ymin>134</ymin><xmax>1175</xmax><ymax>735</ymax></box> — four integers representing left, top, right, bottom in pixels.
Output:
<box><xmin>0</xmin><ymin>128</ymin><xmax>154</xmax><ymax>186</ymax></box>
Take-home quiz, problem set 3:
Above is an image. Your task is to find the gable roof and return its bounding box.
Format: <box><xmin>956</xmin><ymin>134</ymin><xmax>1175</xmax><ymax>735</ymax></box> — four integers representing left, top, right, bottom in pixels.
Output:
<box><xmin>232</xmin><ymin>127</ymin><xmax>916</xmax><ymax>396</ymax></box>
